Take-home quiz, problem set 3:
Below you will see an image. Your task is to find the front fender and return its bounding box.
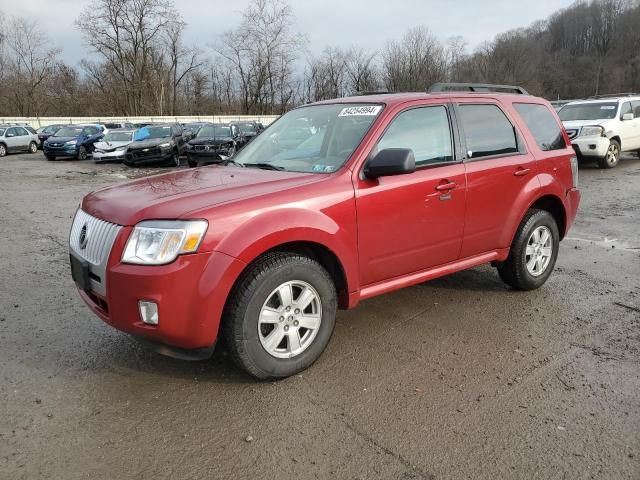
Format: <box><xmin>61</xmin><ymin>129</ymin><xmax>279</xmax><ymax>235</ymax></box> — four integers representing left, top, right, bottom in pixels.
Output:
<box><xmin>214</xmin><ymin>207</ymin><xmax>359</xmax><ymax>294</ymax></box>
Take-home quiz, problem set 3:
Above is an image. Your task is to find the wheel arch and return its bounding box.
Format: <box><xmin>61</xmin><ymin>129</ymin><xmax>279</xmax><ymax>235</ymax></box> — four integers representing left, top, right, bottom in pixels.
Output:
<box><xmin>609</xmin><ymin>135</ymin><xmax>621</xmax><ymax>149</ymax></box>
<box><xmin>529</xmin><ymin>194</ymin><xmax>567</xmax><ymax>239</ymax></box>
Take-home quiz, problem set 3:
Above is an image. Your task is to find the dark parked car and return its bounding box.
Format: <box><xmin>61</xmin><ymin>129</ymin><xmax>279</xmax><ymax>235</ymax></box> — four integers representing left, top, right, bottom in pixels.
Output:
<box><xmin>186</xmin><ymin>123</ymin><xmax>242</xmax><ymax>167</ymax></box>
<box><xmin>36</xmin><ymin>124</ymin><xmax>65</xmax><ymax>149</ymax></box>
<box><xmin>43</xmin><ymin>124</ymin><xmax>105</xmax><ymax>160</ymax></box>
<box><xmin>124</xmin><ymin>124</ymin><xmax>187</xmax><ymax>167</ymax></box>
<box><xmin>230</xmin><ymin>120</ymin><xmax>264</xmax><ymax>148</ymax></box>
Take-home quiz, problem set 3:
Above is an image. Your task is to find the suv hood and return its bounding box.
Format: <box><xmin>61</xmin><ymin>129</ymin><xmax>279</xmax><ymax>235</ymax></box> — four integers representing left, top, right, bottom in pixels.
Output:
<box><xmin>46</xmin><ymin>136</ymin><xmax>79</xmax><ymax>144</ymax></box>
<box><xmin>562</xmin><ymin>119</ymin><xmax>610</xmax><ymax>128</ymax></box>
<box><xmin>128</xmin><ymin>138</ymin><xmax>172</xmax><ymax>149</ymax></box>
<box><xmin>189</xmin><ymin>136</ymin><xmax>233</xmax><ymax>146</ymax></box>
<box><xmin>82</xmin><ymin>166</ymin><xmax>319</xmax><ymax>226</ymax></box>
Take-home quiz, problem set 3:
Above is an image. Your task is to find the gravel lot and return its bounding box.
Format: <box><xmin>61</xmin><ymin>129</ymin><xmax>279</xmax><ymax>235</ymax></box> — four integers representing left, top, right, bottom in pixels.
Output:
<box><xmin>1</xmin><ymin>152</ymin><xmax>639</xmax><ymax>479</ymax></box>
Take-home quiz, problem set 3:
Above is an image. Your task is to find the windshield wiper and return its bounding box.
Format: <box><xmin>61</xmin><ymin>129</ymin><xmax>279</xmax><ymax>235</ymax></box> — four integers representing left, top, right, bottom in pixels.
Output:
<box><xmin>221</xmin><ymin>159</ymin><xmax>245</xmax><ymax>168</ymax></box>
<box><xmin>243</xmin><ymin>162</ymin><xmax>285</xmax><ymax>171</ymax></box>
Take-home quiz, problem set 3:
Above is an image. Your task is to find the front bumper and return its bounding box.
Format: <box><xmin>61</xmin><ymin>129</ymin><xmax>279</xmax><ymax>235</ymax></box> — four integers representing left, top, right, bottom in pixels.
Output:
<box><xmin>75</xmin><ymin>234</ymin><xmax>247</xmax><ymax>352</ymax></box>
<box><xmin>124</xmin><ymin>148</ymin><xmax>175</xmax><ymax>167</ymax></box>
<box><xmin>94</xmin><ymin>150</ymin><xmax>126</xmax><ymax>162</ymax></box>
<box><xmin>571</xmin><ymin>136</ymin><xmax>609</xmax><ymax>158</ymax></box>
<box><xmin>44</xmin><ymin>144</ymin><xmax>79</xmax><ymax>157</ymax></box>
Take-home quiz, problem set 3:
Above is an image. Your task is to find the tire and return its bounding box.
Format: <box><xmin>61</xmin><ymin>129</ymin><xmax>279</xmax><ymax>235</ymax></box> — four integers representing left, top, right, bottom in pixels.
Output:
<box><xmin>497</xmin><ymin>209</ymin><xmax>559</xmax><ymax>291</ymax></box>
<box><xmin>188</xmin><ymin>159</ymin><xmax>197</xmax><ymax>168</ymax></box>
<box><xmin>77</xmin><ymin>146</ymin><xmax>88</xmax><ymax>160</ymax></box>
<box><xmin>28</xmin><ymin>141</ymin><xmax>38</xmax><ymax>153</ymax></box>
<box><xmin>598</xmin><ymin>139</ymin><xmax>620</xmax><ymax>169</ymax></box>
<box><xmin>172</xmin><ymin>151</ymin><xmax>180</xmax><ymax>167</ymax></box>
<box><xmin>0</xmin><ymin>143</ymin><xmax>6</xmax><ymax>157</ymax></box>
<box><xmin>45</xmin><ymin>155</ymin><xmax>56</xmax><ymax>161</ymax></box>
<box><xmin>223</xmin><ymin>252</ymin><xmax>337</xmax><ymax>379</ymax></box>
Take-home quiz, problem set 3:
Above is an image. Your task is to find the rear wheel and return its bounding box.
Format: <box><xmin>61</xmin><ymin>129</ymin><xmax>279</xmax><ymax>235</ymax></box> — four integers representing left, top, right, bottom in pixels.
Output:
<box><xmin>497</xmin><ymin>209</ymin><xmax>559</xmax><ymax>291</ymax></box>
<box><xmin>77</xmin><ymin>146</ymin><xmax>88</xmax><ymax>160</ymax></box>
<box><xmin>0</xmin><ymin>144</ymin><xmax>6</xmax><ymax>157</ymax></box>
<box><xmin>28</xmin><ymin>141</ymin><xmax>38</xmax><ymax>153</ymax></box>
<box><xmin>598</xmin><ymin>139</ymin><xmax>620</xmax><ymax>169</ymax></box>
<box><xmin>223</xmin><ymin>252</ymin><xmax>337</xmax><ymax>379</ymax></box>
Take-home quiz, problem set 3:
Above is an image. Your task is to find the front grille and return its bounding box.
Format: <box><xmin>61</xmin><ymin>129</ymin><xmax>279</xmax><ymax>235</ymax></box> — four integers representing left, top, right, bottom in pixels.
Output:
<box><xmin>69</xmin><ymin>209</ymin><xmax>122</xmax><ymax>295</ymax></box>
<box><xmin>566</xmin><ymin>129</ymin><xmax>578</xmax><ymax>140</ymax></box>
<box><xmin>129</xmin><ymin>147</ymin><xmax>161</xmax><ymax>159</ymax></box>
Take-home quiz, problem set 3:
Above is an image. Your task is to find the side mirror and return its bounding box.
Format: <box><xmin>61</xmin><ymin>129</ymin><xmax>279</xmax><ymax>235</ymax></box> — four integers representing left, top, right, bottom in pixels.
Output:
<box><xmin>622</xmin><ymin>113</ymin><xmax>634</xmax><ymax>121</ymax></box>
<box><xmin>364</xmin><ymin>148</ymin><xmax>416</xmax><ymax>179</ymax></box>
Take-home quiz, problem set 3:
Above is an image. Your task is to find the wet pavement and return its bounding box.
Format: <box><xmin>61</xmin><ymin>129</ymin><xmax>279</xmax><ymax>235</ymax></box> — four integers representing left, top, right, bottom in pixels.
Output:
<box><xmin>1</xmin><ymin>152</ymin><xmax>639</xmax><ymax>479</ymax></box>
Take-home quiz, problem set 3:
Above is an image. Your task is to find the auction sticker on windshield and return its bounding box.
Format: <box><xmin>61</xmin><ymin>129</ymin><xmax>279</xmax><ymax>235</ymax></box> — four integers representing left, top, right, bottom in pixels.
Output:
<box><xmin>339</xmin><ymin>105</ymin><xmax>382</xmax><ymax>117</ymax></box>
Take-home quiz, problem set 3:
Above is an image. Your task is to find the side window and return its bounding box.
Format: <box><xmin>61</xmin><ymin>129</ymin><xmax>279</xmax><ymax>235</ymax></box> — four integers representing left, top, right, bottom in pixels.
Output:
<box><xmin>459</xmin><ymin>104</ymin><xmax>518</xmax><ymax>159</ymax></box>
<box><xmin>620</xmin><ymin>102</ymin><xmax>632</xmax><ymax>118</ymax></box>
<box><xmin>7</xmin><ymin>127</ymin><xmax>17</xmax><ymax>137</ymax></box>
<box><xmin>375</xmin><ymin>106</ymin><xmax>453</xmax><ymax>166</ymax></box>
<box><xmin>631</xmin><ymin>101</ymin><xmax>640</xmax><ymax>117</ymax></box>
<box><xmin>513</xmin><ymin>103</ymin><xmax>566</xmax><ymax>151</ymax></box>
<box><xmin>15</xmin><ymin>127</ymin><xmax>28</xmax><ymax>136</ymax></box>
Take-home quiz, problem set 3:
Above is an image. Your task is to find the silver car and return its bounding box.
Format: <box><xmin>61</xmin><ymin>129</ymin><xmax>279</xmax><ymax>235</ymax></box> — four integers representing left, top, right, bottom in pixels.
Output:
<box><xmin>93</xmin><ymin>129</ymin><xmax>136</xmax><ymax>163</ymax></box>
<box><xmin>0</xmin><ymin>125</ymin><xmax>40</xmax><ymax>157</ymax></box>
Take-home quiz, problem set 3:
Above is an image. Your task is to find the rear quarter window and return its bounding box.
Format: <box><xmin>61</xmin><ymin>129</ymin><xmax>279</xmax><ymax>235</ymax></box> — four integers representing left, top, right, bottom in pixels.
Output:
<box><xmin>514</xmin><ymin>103</ymin><xmax>566</xmax><ymax>151</ymax></box>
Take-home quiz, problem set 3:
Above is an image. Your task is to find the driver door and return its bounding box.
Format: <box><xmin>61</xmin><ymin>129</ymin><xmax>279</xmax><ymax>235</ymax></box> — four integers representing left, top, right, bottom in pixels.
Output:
<box><xmin>354</xmin><ymin>104</ymin><xmax>466</xmax><ymax>286</ymax></box>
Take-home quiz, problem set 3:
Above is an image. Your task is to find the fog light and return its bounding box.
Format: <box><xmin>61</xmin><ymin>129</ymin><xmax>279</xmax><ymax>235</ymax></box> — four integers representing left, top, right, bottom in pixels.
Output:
<box><xmin>139</xmin><ymin>301</ymin><xmax>159</xmax><ymax>325</ymax></box>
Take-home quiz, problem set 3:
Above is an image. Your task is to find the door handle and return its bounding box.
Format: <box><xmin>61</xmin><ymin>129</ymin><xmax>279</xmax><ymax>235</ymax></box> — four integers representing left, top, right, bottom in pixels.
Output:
<box><xmin>435</xmin><ymin>181</ymin><xmax>456</xmax><ymax>191</ymax></box>
<box><xmin>514</xmin><ymin>168</ymin><xmax>530</xmax><ymax>177</ymax></box>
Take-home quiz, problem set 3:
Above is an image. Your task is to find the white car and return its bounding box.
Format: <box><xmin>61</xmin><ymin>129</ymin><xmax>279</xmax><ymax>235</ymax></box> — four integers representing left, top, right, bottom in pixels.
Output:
<box><xmin>0</xmin><ymin>125</ymin><xmax>40</xmax><ymax>157</ymax></box>
<box><xmin>558</xmin><ymin>95</ymin><xmax>640</xmax><ymax>168</ymax></box>
<box><xmin>93</xmin><ymin>129</ymin><xmax>136</xmax><ymax>163</ymax></box>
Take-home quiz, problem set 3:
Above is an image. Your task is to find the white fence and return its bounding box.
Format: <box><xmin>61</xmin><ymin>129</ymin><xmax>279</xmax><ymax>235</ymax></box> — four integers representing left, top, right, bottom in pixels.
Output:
<box><xmin>0</xmin><ymin>115</ymin><xmax>280</xmax><ymax>129</ymax></box>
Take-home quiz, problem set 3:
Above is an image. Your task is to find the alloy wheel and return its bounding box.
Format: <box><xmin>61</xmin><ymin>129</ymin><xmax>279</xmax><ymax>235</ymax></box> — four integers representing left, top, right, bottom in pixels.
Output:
<box><xmin>606</xmin><ymin>143</ymin><xmax>619</xmax><ymax>166</ymax></box>
<box><xmin>525</xmin><ymin>226</ymin><xmax>553</xmax><ymax>277</ymax></box>
<box><xmin>258</xmin><ymin>280</ymin><xmax>322</xmax><ymax>359</ymax></box>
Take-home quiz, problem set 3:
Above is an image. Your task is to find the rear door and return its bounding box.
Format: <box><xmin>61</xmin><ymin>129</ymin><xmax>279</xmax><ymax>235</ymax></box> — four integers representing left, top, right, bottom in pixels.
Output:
<box><xmin>623</xmin><ymin>100</ymin><xmax>640</xmax><ymax>150</ymax></box>
<box><xmin>5</xmin><ymin>128</ymin><xmax>25</xmax><ymax>151</ymax></box>
<box><xmin>355</xmin><ymin>103</ymin><xmax>466</xmax><ymax>285</ymax></box>
<box><xmin>455</xmin><ymin>100</ymin><xmax>538</xmax><ymax>257</ymax></box>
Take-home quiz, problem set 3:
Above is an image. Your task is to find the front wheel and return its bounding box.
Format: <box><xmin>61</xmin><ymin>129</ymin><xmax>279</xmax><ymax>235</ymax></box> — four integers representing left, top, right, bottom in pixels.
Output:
<box><xmin>0</xmin><ymin>144</ymin><xmax>6</xmax><ymax>157</ymax></box>
<box><xmin>223</xmin><ymin>253</ymin><xmax>337</xmax><ymax>379</ymax></box>
<box><xmin>172</xmin><ymin>151</ymin><xmax>180</xmax><ymax>167</ymax></box>
<box><xmin>77</xmin><ymin>146</ymin><xmax>88</xmax><ymax>160</ymax></box>
<box><xmin>497</xmin><ymin>209</ymin><xmax>559</xmax><ymax>291</ymax></box>
<box><xmin>598</xmin><ymin>139</ymin><xmax>620</xmax><ymax>169</ymax></box>
<box><xmin>28</xmin><ymin>142</ymin><xmax>38</xmax><ymax>153</ymax></box>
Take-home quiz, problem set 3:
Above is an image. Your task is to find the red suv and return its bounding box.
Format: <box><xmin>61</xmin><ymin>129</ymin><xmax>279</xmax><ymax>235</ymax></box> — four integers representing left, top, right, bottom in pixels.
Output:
<box><xmin>70</xmin><ymin>83</ymin><xmax>580</xmax><ymax>379</ymax></box>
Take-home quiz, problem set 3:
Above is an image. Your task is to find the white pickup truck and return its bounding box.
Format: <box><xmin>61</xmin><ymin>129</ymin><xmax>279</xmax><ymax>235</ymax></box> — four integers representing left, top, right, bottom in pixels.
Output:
<box><xmin>558</xmin><ymin>95</ymin><xmax>640</xmax><ymax>168</ymax></box>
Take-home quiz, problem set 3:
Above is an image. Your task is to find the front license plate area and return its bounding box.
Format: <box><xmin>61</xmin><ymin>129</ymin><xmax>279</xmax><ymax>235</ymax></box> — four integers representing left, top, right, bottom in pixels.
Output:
<box><xmin>70</xmin><ymin>254</ymin><xmax>91</xmax><ymax>292</ymax></box>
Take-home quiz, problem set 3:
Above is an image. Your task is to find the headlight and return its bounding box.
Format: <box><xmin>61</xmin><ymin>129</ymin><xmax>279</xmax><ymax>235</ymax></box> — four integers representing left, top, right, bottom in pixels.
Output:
<box><xmin>122</xmin><ymin>220</ymin><xmax>208</xmax><ymax>265</ymax></box>
<box><xmin>579</xmin><ymin>126</ymin><xmax>604</xmax><ymax>137</ymax></box>
<box><xmin>66</xmin><ymin>140</ymin><xmax>77</xmax><ymax>146</ymax></box>
<box><xmin>159</xmin><ymin>142</ymin><xmax>172</xmax><ymax>148</ymax></box>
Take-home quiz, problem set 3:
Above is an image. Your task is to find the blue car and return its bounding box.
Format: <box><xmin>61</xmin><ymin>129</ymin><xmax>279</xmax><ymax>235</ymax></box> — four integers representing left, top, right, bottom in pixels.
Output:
<box><xmin>43</xmin><ymin>124</ymin><xmax>105</xmax><ymax>160</ymax></box>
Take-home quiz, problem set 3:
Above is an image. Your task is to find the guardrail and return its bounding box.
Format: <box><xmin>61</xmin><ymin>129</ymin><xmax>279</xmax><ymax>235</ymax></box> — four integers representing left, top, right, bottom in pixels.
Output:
<box><xmin>0</xmin><ymin>115</ymin><xmax>280</xmax><ymax>129</ymax></box>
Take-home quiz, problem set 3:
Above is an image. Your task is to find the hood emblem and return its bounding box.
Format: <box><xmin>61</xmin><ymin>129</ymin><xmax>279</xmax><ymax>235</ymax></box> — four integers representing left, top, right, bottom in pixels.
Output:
<box><xmin>79</xmin><ymin>224</ymin><xmax>89</xmax><ymax>249</ymax></box>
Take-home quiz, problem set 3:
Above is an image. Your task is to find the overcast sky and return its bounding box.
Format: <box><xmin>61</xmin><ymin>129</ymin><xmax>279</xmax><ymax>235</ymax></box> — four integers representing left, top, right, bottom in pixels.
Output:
<box><xmin>3</xmin><ymin>0</ymin><xmax>576</xmax><ymax>65</ymax></box>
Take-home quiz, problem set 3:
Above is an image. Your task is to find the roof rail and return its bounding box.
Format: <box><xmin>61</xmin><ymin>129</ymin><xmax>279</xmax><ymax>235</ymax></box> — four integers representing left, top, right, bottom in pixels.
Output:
<box><xmin>429</xmin><ymin>83</ymin><xmax>529</xmax><ymax>95</ymax></box>
<box><xmin>356</xmin><ymin>89</ymin><xmax>392</xmax><ymax>96</ymax></box>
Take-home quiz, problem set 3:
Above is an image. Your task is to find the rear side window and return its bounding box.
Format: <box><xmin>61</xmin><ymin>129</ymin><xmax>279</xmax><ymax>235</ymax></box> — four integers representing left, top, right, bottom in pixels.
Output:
<box><xmin>632</xmin><ymin>101</ymin><xmax>640</xmax><ymax>117</ymax></box>
<box><xmin>514</xmin><ymin>103</ymin><xmax>566</xmax><ymax>151</ymax></box>
<box><xmin>376</xmin><ymin>106</ymin><xmax>453</xmax><ymax>166</ymax></box>
<box><xmin>459</xmin><ymin>104</ymin><xmax>518</xmax><ymax>159</ymax></box>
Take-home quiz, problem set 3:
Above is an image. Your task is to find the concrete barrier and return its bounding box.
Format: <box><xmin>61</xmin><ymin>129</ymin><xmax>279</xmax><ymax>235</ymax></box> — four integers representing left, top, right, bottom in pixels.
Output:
<box><xmin>0</xmin><ymin>115</ymin><xmax>280</xmax><ymax>129</ymax></box>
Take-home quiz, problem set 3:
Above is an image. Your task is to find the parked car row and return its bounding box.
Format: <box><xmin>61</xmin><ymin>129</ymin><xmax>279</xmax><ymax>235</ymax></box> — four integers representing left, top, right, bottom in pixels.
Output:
<box><xmin>0</xmin><ymin>120</ymin><xmax>266</xmax><ymax>167</ymax></box>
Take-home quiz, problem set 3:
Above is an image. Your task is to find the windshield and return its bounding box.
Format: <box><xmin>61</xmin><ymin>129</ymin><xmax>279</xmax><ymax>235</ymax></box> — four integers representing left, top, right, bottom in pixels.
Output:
<box><xmin>0</xmin><ymin>129</ymin><xmax>5</xmax><ymax>136</ymax></box>
<box><xmin>103</xmin><ymin>132</ymin><xmax>133</xmax><ymax>142</ymax></box>
<box><xmin>55</xmin><ymin>126</ymin><xmax>83</xmax><ymax>137</ymax></box>
<box><xmin>43</xmin><ymin>125</ymin><xmax>61</xmax><ymax>134</ymax></box>
<box><xmin>237</xmin><ymin>123</ymin><xmax>258</xmax><ymax>134</ymax></box>
<box><xmin>197</xmin><ymin>125</ymin><xmax>232</xmax><ymax>138</ymax></box>
<box><xmin>232</xmin><ymin>103</ymin><xmax>382</xmax><ymax>173</ymax></box>
<box><xmin>559</xmin><ymin>102</ymin><xmax>618</xmax><ymax>121</ymax></box>
<box><xmin>135</xmin><ymin>126</ymin><xmax>172</xmax><ymax>140</ymax></box>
